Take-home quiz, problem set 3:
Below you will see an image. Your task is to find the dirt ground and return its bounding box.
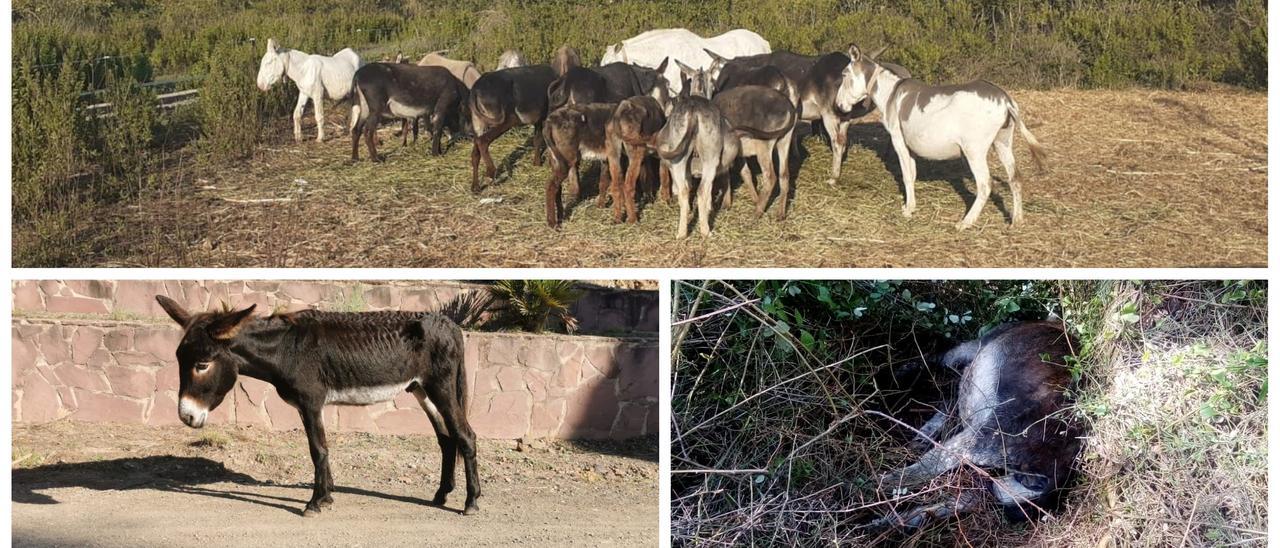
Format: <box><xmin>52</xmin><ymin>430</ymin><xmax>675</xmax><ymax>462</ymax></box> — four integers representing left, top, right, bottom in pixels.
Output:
<box><xmin>87</xmin><ymin>87</ymin><xmax>1265</xmax><ymax>268</ymax></box>
<box><xmin>12</xmin><ymin>421</ymin><xmax>658</xmax><ymax>547</ymax></box>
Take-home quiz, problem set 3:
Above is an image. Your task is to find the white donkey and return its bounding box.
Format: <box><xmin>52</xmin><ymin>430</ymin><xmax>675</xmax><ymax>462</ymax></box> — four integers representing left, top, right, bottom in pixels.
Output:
<box><xmin>836</xmin><ymin>46</ymin><xmax>1046</xmax><ymax>229</ymax></box>
<box><xmin>601</xmin><ymin>28</ymin><xmax>770</xmax><ymax>96</ymax></box>
<box><xmin>256</xmin><ymin>38</ymin><xmax>363</xmax><ymax>143</ymax></box>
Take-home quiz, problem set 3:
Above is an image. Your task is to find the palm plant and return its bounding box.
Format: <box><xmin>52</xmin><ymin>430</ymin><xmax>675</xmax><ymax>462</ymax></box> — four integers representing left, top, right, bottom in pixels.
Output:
<box><xmin>486</xmin><ymin>280</ymin><xmax>582</xmax><ymax>334</ymax></box>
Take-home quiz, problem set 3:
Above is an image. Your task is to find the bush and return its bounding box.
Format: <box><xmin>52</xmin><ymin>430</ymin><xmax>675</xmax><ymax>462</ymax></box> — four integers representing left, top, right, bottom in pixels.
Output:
<box><xmin>199</xmin><ymin>41</ymin><xmax>271</xmax><ymax>161</ymax></box>
<box><xmin>94</xmin><ymin>72</ymin><xmax>158</xmax><ymax>192</ymax></box>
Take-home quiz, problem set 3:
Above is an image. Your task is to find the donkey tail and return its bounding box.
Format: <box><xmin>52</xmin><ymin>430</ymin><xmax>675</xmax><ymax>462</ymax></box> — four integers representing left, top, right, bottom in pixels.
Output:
<box><xmin>547</xmin><ymin>78</ymin><xmax>570</xmax><ymax>112</ymax></box>
<box><xmin>1009</xmin><ymin>100</ymin><xmax>1046</xmax><ymax>173</ymax></box>
<box><xmin>472</xmin><ymin>91</ymin><xmax>505</xmax><ymax>126</ymax></box>
<box><xmin>452</xmin><ymin>326</ymin><xmax>469</xmax><ymax>417</ymax></box>
<box><xmin>658</xmin><ymin>114</ymin><xmax>697</xmax><ymax>161</ymax></box>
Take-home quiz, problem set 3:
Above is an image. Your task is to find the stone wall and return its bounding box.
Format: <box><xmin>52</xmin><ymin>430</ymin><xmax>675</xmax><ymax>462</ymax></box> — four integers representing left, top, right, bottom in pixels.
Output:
<box><xmin>11</xmin><ymin>280</ymin><xmax>660</xmax><ymax>440</ymax></box>
<box><xmin>12</xmin><ymin>280</ymin><xmax>657</xmax><ymax>336</ymax></box>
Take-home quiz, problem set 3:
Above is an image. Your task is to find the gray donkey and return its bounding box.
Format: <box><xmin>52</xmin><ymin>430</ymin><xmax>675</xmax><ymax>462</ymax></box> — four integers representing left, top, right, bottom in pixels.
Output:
<box><xmin>871</xmin><ymin>321</ymin><xmax>1081</xmax><ymax>529</ymax></box>
<box><xmin>656</xmin><ymin>81</ymin><xmax>740</xmax><ymax>239</ymax></box>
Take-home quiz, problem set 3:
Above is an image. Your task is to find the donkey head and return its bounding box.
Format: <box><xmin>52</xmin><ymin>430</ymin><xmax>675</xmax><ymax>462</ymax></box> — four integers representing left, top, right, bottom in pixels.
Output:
<box><xmin>552</xmin><ymin>45</ymin><xmax>582</xmax><ymax>77</ymax></box>
<box><xmin>156</xmin><ymin>296</ymin><xmax>257</xmax><ymax>428</ymax></box>
<box><xmin>835</xmin><ymin>44</ymin><xmax>884</xmax><ymax>112</ymax></box>
<box><xmin>675</xmin><ymin>60</ymin><xmax>712</xmax><ymax>99</ymax></box>
<box><xmin>256</xmin><ymin>37</ymin><xmax>287</xmax><ymax>92</ymax></box>
<box><xmin>649</xmin><ymin>58</ymin><xmax>673</xmax><ymax>111</ymax></box>
<box><xmin>702</xmin><ymin>48</ymin><xmax>729</xmax><ymax>85</ymax></box>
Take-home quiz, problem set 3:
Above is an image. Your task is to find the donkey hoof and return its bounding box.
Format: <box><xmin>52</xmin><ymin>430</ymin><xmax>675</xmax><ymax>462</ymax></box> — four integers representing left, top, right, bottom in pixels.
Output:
<box><xmin>825</xmin><ymin>178</ymin><xmax>837</xmax><ymax>186</ymax></box>
<box><xmin>901</xmin><ymin>206</ymin><xmax>915</xmax><ymax>218</ymax></box>
<box><xmin>954</xmin><ymin>221</ymin><xmax>973</xmax><ymax>231</ymax></box>
<box><xmin>463</xmin><ymin>503</ymin><xmax>480</xmax><ymax>515</ymax></box>
<box><xmin>302</xmin><ymin>506</ymin><xmax>322</xmax><ymax>517</ymax></box>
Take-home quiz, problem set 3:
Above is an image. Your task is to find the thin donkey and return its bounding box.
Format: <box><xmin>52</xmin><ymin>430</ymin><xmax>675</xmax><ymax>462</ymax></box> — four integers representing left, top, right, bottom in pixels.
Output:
<box><xmin>155</xmin><ymin>296</ymin><xmax>481</xmax><ymax>517</ymax></box>
<box><xmin>872</xmin><ymin>321</ymin><xmax>1081</xmax><ymax>529</ymax></box>
<box><xmin>656</xmin><ymin>79</ymin><xmax>741</xmax><ymax>238</ymax></box>
<box><xmin>837</xmin><ymin>45</ymin><xmax>1046</xmax><ymax>229</ymax></box>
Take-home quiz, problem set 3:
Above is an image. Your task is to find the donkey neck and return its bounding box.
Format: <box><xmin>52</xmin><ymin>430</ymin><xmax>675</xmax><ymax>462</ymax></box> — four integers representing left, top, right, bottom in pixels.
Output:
<box><xmin>282</xmin><ymin>49</ymin><xmax>312</xmax><ymax>85</ymax></box>
<box><xmin>870</xmin><ymin>69</ymin><xmax>903</xmax><ymax>114</ymax></box>
<box><xmin>225</xmin><ymin>319</ymin><xmax>293</xmax><ymax>383</ymax></box>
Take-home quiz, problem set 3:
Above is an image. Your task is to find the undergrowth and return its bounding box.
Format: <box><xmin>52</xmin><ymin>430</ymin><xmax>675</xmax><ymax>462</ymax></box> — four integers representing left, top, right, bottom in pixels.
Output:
<box><xmin>671</xmin><ymin>280</ymin><xmax>1266</xmax><ymax>546</ymax></box>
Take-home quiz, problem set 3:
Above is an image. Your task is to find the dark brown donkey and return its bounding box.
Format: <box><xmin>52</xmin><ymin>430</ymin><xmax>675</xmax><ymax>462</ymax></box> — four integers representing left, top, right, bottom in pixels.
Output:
<box><xmin>155</xmin><ymin>296</ymin><xmax>481</xmax><ymax>517</ymax></box>
<box><xmin>468</xmin><ymin>65</ymin><xmax>558</xmax><ymax>193</ymax></box>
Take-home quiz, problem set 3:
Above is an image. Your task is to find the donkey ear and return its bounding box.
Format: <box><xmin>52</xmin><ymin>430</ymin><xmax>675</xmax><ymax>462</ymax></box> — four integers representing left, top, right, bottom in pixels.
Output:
<box><xmin>655</xmin><ymin>57</ymin><xmax>670</xmax><ymax>73</ymax></box>
<box><xmin>155</xmin><ymin>295</ymin><xmax>191</xmax><ymax>327</ymax></box>
<box><xmin>847</xmin><ymin>44</ymin><xmax>862</xmax><ymax>62</ymax></box>
<box><xmin>207</xmin><ymin>304</ymin><xmax>257</xmax><ymax>340</ymax></box>
<box><xmin>266</xmin><ymin>38</ymin><xmax>278</xmax><ymax>52</ymax></box>
<box><xmin>703</xmin><ymin>48</ymin><xmax>726</xmax><ymax>63</ymax></box>
<box><xmin>674</xmin><ymin>59</ymin><xmax>695</xmax><ymax>75</ymax></box>
<box><xmin>868</xmin><ymin>45</ymin><xmax>889</xmax><ymax>60</ymax></box>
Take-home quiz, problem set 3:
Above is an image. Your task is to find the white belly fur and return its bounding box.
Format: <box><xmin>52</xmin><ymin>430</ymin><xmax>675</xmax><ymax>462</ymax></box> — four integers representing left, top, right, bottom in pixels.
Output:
<box><xmin>326</xmin><ymin>381</ymin><xmax>412</xmax><ymax>405</ymax></box>
<box><xmin>388</xmin><ymin>98</ymin><xmax>427</xmax><ymax>119</ymax></box>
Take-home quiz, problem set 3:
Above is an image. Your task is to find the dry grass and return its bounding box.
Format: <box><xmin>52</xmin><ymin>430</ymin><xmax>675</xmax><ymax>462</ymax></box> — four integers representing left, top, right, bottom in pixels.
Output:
<box><xmin>82</xmin><ymin>88</ymin><xmax>1265</xmax><ymax>267</ymax></box>
<box><xmin>669</xmin><ymin>280</ymin><xmax>1267</xmax><ymax>547</ymax></box>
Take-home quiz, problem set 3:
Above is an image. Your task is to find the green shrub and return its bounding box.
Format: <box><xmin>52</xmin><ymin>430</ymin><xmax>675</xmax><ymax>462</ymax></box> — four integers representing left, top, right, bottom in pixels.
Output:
<box><xmin>94</xmin><ymin>71</ymin><xmax>157</xmax><ymax>192</ymax></box>
<box><xmin>199</xmin><ymin>41</ymin><xmax>268</xmax><ymax>161</ymax></box>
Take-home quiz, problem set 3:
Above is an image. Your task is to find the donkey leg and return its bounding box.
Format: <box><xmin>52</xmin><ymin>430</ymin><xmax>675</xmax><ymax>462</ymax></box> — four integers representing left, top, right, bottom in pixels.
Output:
<box><xmin>546</xmin><ymin>155</ymin><xmax>569</xmax><ymax>229</ymax></box>
<box><xmin>880</xmin><ymin>427</ymin><xmax>979</xmax><ymax>490</ymax></box>
<box><xmin>756</xmin><ymin>143</ymin><xmax>780</xmax><ymax>219</ymax></box>
<box><xmin>696</xmin><ymin>160</ymin><xmax>718</xmax><ymax>237</ymax></box>
<box><xmin>292</xmin><ymin>93</ymin><xmax>309</xmax><ymax>143</ymax></box>
<box><xmin>365</xmin><ymin>118</ymin><xmax>381</xmax><ymax>163</ymax></box>
<box><xmin>775</xmin><ymin>130</ymin><xmax>794</xmax><ymax>221</ymax></box>
<box><xmin>890</xmin><ymin>133</ymin><xmax>918</xmax><ymax>217</ymax></box>
<box><xmin>351</xmin><ymin>118</ymin><xmax>363</xmax><ymax>162</ymax></box>
<box><xmin>957</xmin><ymin>147</ymin><xmax>992</xmax><ymax>230</ymax></box>
<box><xmin>822</xmin><ymin>112</ymin><xmax>847</xmax><ymax>186</ymax></box>
<box><xmin>993</xmin><ymin>126</ymin><xmax>1022</xmax><ymax>226</ymax></box>
<box><xmin>413</xmin><ymin>387</ymin><xmax>456</xmax><ymax>505</ymax></box>
<box><xmin>614</xmin><ymin>149</ymin><xmax>640</xmax><ymax>222</ymax></box>
<box><xmin>470</xmin><ymin>141</ymin><xmax>484</xmax><ymax>193</ymax></box>
<box><xmin>870</xmin><ymin>489</ymin><xmax>984</xmax><ymax>530</ymax></box>
<box><xmin>299</xmin><ymin>404</ymin><xmax>334</xmax><ymax>516</ymax></box>
<box><xmin>567</xmin><ymin>164</ymin><xmax>581</xmax><ymax>204</ymax></box>
<box><xmin>531</xmin><ymin>122</ymin><xmax>546</xmax><ymax>166</ymax></box>
<box><xmin>430</xmin><ymin>113</ymin><xmax>444</xmax><ymax>156</ymax></box>
<box><xmin>602</xmin><ymin>145</ymin><xmax>622</xmax><ymax>212</ymax></box>
<box><xmin>424</xmin><ymin>383</ymin><xmax>480</xmax><ymax>514</ymax></box>
<box><xmin>314</xmin><ymin>97</ymin><xmax>327</xmax><ymax>143</ymax></box>
<box><xmin>673</xmin><ymin>163</ymin><xmax>693</xmax><ymax>239</ymax></box>
<box><xmin>659</xmin><ymin>162</ymin><xmax>673</xmax><ymax>204</ymax></box>
<box><xmin>909</xmin><ymin>409</ymin><xmax>952</xmax><ymax>452</ymax></box>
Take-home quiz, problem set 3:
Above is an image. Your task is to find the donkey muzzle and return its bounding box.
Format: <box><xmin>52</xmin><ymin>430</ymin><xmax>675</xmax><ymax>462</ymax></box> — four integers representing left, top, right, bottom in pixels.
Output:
<box><xmin>178</xmin><ymin>396</ymin><xmax>209</xmax><ymax>428</ymax></box>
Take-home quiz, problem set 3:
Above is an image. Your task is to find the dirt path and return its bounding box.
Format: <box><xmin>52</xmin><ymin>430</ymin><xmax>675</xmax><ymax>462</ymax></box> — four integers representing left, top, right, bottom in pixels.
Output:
<box><xmin>12</xmin><ymin>422</ymin><xmax>658</xmax><ymax>547</ymax></box>
<box><xmin>84</xmin><ymin>88</ymin><xmax>1265</xmax><ymax>268</ymax></box>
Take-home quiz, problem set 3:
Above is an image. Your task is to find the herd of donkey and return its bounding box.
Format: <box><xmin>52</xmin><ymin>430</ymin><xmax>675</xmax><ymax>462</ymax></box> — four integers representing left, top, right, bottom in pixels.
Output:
<box><xmin>255</xmin><ymin>28</ymin><xmax>1046</xmax><ymax>238</ymax></box>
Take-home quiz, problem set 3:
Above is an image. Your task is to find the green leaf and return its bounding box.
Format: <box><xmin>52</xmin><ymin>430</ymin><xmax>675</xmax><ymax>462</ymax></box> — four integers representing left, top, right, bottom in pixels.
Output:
<box><xmin>800</xmin><ymin>330</ymin><xmax>815</xmax><ymax>351</ymax></box>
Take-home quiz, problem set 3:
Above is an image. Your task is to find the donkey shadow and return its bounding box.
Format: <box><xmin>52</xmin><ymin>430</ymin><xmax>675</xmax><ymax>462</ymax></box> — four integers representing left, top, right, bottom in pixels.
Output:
<box><xmin>12</xmin><ymin>455</ymin><xmax>453</xmax><ymax>517</ymax></box>
<box><xmin>851</xmin><ymin>122</ymin><xmax>1014</xmax><ymax>223</ymax></box>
